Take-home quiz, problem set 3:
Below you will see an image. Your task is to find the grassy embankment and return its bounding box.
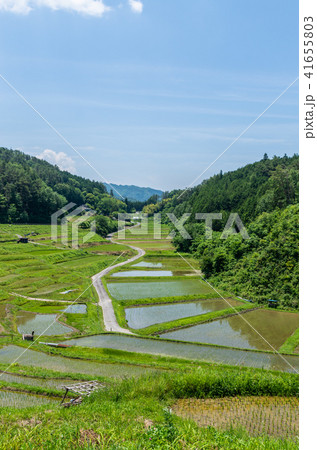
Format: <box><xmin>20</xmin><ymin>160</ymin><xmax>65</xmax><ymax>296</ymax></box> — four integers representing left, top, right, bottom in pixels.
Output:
<box><xmin>279</xmin><ymin>328</ymin><xmax>299</xmax><ymax>354</ymax></box>
<box><xmin>0</xmin><ymin>366</ymin><xmax>298</xmax><ymax>449</ymax></box>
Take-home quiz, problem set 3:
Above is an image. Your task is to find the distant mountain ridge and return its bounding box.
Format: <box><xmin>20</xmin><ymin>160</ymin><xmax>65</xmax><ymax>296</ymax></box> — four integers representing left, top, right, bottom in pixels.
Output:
<box><xmin>104</xmin><ymin>183</ymin><xmax>163</xmax><ymax>202</ymax></box>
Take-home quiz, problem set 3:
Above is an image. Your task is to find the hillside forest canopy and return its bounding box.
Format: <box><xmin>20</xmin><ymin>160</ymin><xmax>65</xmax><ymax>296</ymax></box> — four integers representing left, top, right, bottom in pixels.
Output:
<box><xmin>145</xmin><ymin>154</ymin><xmax>299</xmax><ymax>308</ymax></box>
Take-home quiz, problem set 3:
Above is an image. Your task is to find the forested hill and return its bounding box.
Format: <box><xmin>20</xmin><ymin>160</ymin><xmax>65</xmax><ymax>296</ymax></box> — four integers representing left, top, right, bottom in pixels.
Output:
<box><xmin>155</xmin><ymin>154</ymin><xmax>299</xmax><ymax>308</ymax></box>
<box><xmin>158</xmin><ymin>154</ymin><xmax>299</xmax><ymax>225</ymax></box>
<box><xmin>0</xmin><ymin>147</ymin><xmax>127</xmax><ymax>223</ymax></box>
<box><xmin>104</xmin><ymin>183</ymin><xmax>163</xmax><ymax>202</ymax></box>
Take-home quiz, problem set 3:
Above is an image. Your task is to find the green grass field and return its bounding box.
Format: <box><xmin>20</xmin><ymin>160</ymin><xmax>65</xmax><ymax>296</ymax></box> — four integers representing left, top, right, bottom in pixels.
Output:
<box><xmin>0</xmin><ymin>224</ymin><xmax>134</xmax><ymax>335</ymax></box>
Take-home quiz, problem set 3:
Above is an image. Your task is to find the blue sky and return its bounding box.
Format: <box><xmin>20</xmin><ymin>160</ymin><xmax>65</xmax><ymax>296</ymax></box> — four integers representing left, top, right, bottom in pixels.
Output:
<box><xmin>0</xmin><ymin>0</ymin><xmax>298</xmax><ymax>191</ymax></box>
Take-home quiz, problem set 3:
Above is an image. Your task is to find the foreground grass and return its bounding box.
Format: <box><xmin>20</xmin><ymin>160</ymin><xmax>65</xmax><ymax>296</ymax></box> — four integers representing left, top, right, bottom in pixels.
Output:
<box><xmin>279</xmin><ymin>328</ymin><xmax>299</xmax><ymax>354</ymax></box>
<box><xmin>0</xmin><ymin>223</ymin><xmax>136</xmax><ymax>335</ymax></box>
<box><xmin>0</xmin><ymin>366</ymin><xmax>298</xmax><ymax>449</ymax></box>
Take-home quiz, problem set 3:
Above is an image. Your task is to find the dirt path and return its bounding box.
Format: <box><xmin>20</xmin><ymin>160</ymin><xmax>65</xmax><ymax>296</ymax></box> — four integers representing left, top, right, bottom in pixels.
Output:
<box><xmin>92</xmin><ymin>229</ymin><xmax>145</xmax><ymax>334</ymax></box>
<box><xmin>10</xmin><ymin>292</ymin><xmax>73</xmax><ymax>304</ymax></box>
<box><xmin>14</xmin><ymin>226</ymin><xmax>145</xmax><ymax>334</ymax></box>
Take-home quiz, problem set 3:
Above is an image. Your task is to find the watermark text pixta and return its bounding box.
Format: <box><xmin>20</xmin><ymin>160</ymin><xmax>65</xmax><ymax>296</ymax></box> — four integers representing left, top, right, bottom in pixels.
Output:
<box><xmin>118</xmin><ymin>213</ymin><xmax>250</xmax><ymax>240</ymax></box>
<box><xmin>51</xmin><ymin>203</ymin><xmax>96</xmax><ymax>249</ymax></box>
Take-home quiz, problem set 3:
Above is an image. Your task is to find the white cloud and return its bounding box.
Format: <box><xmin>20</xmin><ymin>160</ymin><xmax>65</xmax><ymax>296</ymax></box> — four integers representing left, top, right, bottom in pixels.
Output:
<box><xmin>0</xmin><ymin>0</ymin><xmax>31</xmax><ymax>14</ymax></box>
<box><xmin>0</xmin><ymin>0</ymin><xmax>111</xmax><ymax>16</ymax></box>
<box><xmin>38</xmin><ymin>149</ymin><xmax>76</xmax><ymax>173</ymax></box>
<box><xmin>128</xmin><ymin>0</ymin><xmax>142</xmax><ymax>14</ymax></box>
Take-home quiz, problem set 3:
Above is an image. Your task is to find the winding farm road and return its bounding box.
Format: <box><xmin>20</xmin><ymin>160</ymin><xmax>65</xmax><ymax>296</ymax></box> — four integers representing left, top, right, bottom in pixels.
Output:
<box><xmin>14</xmin><ymin>228</ymin><xmax>145</xmax><ymax>334</ymax></box>
<box><xmin>92</xmin><ymin>235</ymin><xmax>145</xmax><ymax>334</ymax></box>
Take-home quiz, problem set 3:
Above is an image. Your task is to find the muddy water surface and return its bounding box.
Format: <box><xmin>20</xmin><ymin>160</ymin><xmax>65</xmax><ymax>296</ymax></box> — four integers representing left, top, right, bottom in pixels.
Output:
<box><xmin>62</xmin><ymin>334</ymin><xmax>299</xmax><ymax>373</ymax></box>
<box><xmin>16</xmin><ymin>311</ymin><xmax>73</xmax><ymax>336</ymax></box>
<box><xmin>163</xmin><ymin>309</ymin><xmax>299</xmax><ymax>351</ymax></box>
<box><xmin>126</xmin><ymin>298</ymin><xmax>241</xmax><ymax>329</ymax></box>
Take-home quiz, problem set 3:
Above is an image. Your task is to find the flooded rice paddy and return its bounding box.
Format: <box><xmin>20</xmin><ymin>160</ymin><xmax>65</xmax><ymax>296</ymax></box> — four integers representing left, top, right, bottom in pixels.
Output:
<box><xmin>0</xmin><ymin>390</ymin><xmax>58</xmax><ymax>408</ymax></box>
<box><xmin>16</xmin><ymin>311</ymin><xmax>73</xmax><ymax>336</ymax></box>
<box><xmin>132</xmin><ymin>262</ymin><xmax>163</xmax><ymax>268</ymax></box>
<box><xmin>0</xmin><ymin>346</ymin><xmax>161</xmax><ymax>378</ymax></box>
<box><xmin>173</xmin><ymin>396</ymin><xmax>298</xmax><ymax>440</ymax></box>
<box><xmin>62</xmin><ymin>335</ymin><xmax>299</xmax><ymax>373</ymax></box>
<box><xmin>133</xmin><ymin>257</ymin><xmax>200</xmax><ymax>271</ymax></box>
<box><xmin>62</xmin><ymin>304</ymin><xmax>87</xmax><ymax>314</ymax></box>
<box><xmin>107</xmin><ymin>279</ymin><xmax>213</xmax><ymax>300</ymax></box>
<box><xmin>111</xmin><ymin>270</ymin><xmax>173</xmax><ymax>277</ymax></box>
<box><xmin>163</xmin><ymin>309</ymin><xmax>299</xmax><ymax>351</ymax></box>
<box><xmin>0</xmin><ymin>372</ymin><xmax>81</xmax><ymax>390</ymax></box>
<box><xmin>126</xmin><ymin>298</ymin><xmax>242</xmax><ymax>329</ymax></box>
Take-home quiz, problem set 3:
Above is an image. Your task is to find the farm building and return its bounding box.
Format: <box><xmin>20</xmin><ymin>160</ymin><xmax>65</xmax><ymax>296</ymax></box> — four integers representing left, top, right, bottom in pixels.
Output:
<box><xmin>17</xmin><ymin>237</ymin><xmax>28</xmax><ymax>243</ymax></box>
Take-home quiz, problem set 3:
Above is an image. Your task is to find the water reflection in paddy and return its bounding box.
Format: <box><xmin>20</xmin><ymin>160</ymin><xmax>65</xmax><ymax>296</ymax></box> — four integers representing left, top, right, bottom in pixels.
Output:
<box><xmin>0</xmin><ymin>372</ymin><xmax>80</xmax><ymax>390</ymax></box>
<box><xmin>132</xmin><ymin>262</ymin><xmax>163</xmax><ymax>268</ymax></box>
<box><xmin>132</xmin><ymin>257</ymin><xmax>200</xmax><ymax>271</ymax></box>
<box><xmin>62</xmin><ymin>335</ymin><xmax>298</xmax><ymax>373</ymax></box>
<box><xmin>112</xmin><ymin>270</ymin><xmax>173</xmax><ymax>277</ymax></box>
<box><xmin>126</xmin><ymin>298</ymin><xmax>241</xmax><ymax>329</ymax></box>
<box><xmin>163</xmin><ymin>309</ymin><xmax>299</xmax><ymax>351</ymax></box>
<box><xmin>108</xmin><ymin>279</ymin><xmax>213</xmax><ymax>300</ymax></box>
<box><xmin>0</xmin><ymin>346</ymin><xmax>160</xmax><ymax>378</ymax></box>
<box><xmin>16</xmin><ymin>311</ymin><xmax>73</xmax><ymax>336</ymax></box>
<box><xmin>62</xmin><ymin>304</ymin><xmax>87</xmax><ymax>314</ymax></box>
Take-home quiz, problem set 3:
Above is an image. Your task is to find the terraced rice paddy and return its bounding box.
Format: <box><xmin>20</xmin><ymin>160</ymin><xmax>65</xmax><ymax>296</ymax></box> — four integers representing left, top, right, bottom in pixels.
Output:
<box><xmin>0</xmin><ymin>224</ymin><xmax>134</xmax><ymax>304</ymax></box>
<box><xmin>111</xmin><ymin>270</ymin><xmax>173</xmax><ymax>277</ymax></box>
<box><xmin>0</xmin><ymin>390</ymin><xmax>58</xmax><ymax>408</ymax></box>
<box><xmin>16</xmin><ymin>311</ymin><xmax>73</xmax><ymax>336</ymax></box>
<box><xmin>0</xmin><ymin>224</ymin><xmax>139</xmax><ymax>337</ymax></box>
<box><xmin>133</xmin><ymin>257</ymin><xmax>200</xmax><ymax>271</ymax></box>
<box><xmin>0</xmin><ymin>346</ymin><xmax>161</xmax><ymax>378</ymax></box>
<box><xmin>173</xmin><ymin>396</ymin><xmax>298</xmax><ymax>440</ymax></box>
<box><xmin>163</xmin><ymin>309</ymin><xmax>299</xmax><ymax>351</ymax></box>
<box><xmin>0</xmin><ymin>274</ymin><xmax>19</xmax><ymax>284</ymax></box>
<box><xmin>118</xmin><ymin>229</ymin><xmax>171</xmax><ymax>240</ymax></box>
<box><xmin>62</xmin><ymin>304</ymin><xmax>87</xmax><ymax>314</ymax></box>
<box><xmin>122</xmin><ymin>240</ymin><xmax>174</xmax><ymax>251</ymax></box>
<box><xmin>0</xmin><ymin>219</ymin><xmax>300</xmax><ymax>429</ymax></box>
<box><xmin>62</xmin><ymin>335</ymin><xmax>299</xmax><ymax>372</ymax></box>
<box><xmin>116</xmin><ymin>225</ymin><xmax>173</xmax><ymax>251</ymax></box>
<box><xmin>125</xmin><ymin>298</ymin><xmax>242</xmax><ymax>329</ymax></box>
<box><xmin>31</xmin><ymin>284</ymin><xmax>73</xmax><ymax>296</ymax></box>
<box><xmin>132</xmin><ymin>262</ymin><xmax>163</xmax><ymax>268</ymax></box>
<box><xmin>86</xmin><ymin>243</ymin><xmax>132</xmax><ymax>254</ymax></box>
<box><xmin>0</xmin><ymin>372</ymin><xmax>82</xmax><ymax>390</ymax></box>
<box><xmin>56</xmin><ymin>255</ymin><xmax>113</xmax><ymax>269</ymax></box>
<box><xmin>107</xmin><ymin>279</ymin><xmax>214</xmax><ymax>300</ymax></box>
